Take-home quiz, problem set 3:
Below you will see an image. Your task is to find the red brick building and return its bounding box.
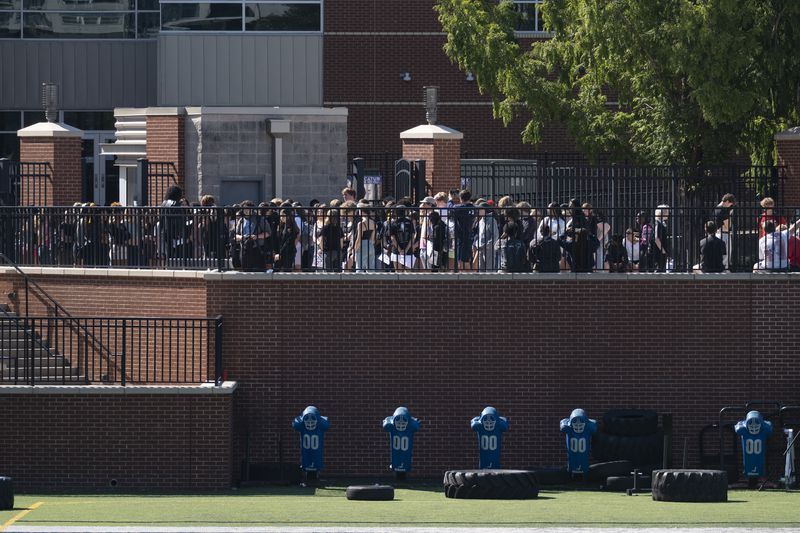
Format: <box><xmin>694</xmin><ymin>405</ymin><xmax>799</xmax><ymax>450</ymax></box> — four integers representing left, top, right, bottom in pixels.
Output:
<box><xmin>323</xmin><ymin>0</ymin><xmax>575</xmax><ymax>158</ymax></box>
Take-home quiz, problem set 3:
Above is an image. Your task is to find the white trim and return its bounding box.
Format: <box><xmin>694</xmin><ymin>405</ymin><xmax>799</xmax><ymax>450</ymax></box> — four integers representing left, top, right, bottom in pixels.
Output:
<box><xmin>400</xmin><ymin>124</ymin><xmax>464</xmax><ymax>140</ymax></box>
<box><xmin>775</xmin><ymin>126</ymin><xmax>800</xmax><ymax>140</ymax></box>
<box><xmin>17</xmin><ymin>121</ymin><xmax>83</xmax><ymax>138</ymax></box>
<box><xmin>184</xmin><ymin>106</ymin><xmax>348</xmax><ymax>117</ymax></box>
<box><xmin>0</xmin><ymin>381</ymin><xmax>238</xmax><ymax>395</ymax></box>
<box><xmin>145</xmin><ymin>107</ymin><xmax>186</xmax><ymax>116</ymax></box>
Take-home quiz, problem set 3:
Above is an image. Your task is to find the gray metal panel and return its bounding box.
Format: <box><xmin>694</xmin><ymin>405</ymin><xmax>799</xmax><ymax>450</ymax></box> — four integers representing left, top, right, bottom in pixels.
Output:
<box><xmin>0</xmin><ymin>40</ymin><xmax>157</xmax><ymax>110</ymax></box>
<box><xmin>157</xmin><ymin>34</ymin><xmax>323</xmax><ymax>107</ymax></box>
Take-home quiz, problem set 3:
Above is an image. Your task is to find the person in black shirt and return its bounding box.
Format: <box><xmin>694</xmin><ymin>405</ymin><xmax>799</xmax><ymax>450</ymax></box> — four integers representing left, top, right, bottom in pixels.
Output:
<box><xmin>275</xmin><ymin>206</ymin><xmax>299</xmax><ymax>272</ymax></box>
<box><xmin>713</xmin><ymin>193</ymin><xmax>736</xmax><ymax>269</ymax></box>
<box><xmin>529</xmin><ymin>224</ymin><xmax>562</xmax><ymax>273</ymax></box>
<box><xmin>699</xmin><ymin>221</ymin><xmax>726</xmax><ymax>273</ymax></box>
<box><xmin>605</xmin><ymin>234</ymin><xmax>629</xmax><ymax>272</ymax></box>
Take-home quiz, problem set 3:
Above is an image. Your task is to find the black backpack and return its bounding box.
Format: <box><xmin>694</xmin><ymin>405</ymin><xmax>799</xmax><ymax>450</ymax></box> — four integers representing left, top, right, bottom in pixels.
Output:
<box><xmin>395</xmin><ymin>220</ymin><xmax>413</xmax><ymax>249</ymax></box>
<box><xmin>504</xmin><ymin>238</ymin><xmax>527</xmax><ymax>273</ymax></box>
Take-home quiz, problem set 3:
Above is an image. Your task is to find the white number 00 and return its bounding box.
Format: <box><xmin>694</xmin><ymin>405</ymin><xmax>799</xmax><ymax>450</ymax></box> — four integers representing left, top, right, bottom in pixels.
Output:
<box><xmin>302</xmin><ymin>434</ymin><xmax>319</xmax><ymax>450</ymax></box>
<box><xmin>569</xmin><ymin>437</ymin><xmax>587</xmax><ymax>453</ymax></box>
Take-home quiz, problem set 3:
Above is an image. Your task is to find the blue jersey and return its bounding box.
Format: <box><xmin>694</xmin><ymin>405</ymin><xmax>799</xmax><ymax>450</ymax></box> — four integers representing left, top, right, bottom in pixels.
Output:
<box><xmin>471</xmin><ymin>407</ymin><xmax>508</xmax><ymax>469</ymax></box>
<box><xmin>560</xmin><ymin>411</ymin><xmax>597</xmax><ymax>474</ymax></box>
<box><xmin>735</xmin><ymin>414</ymin><xmax>772</xmax><ymax>477</ymax></box>
<box><xmin>292</xmin><ymin>407</ymin><xmax>329</xmax><ymax>472</ymax></box>
<box><xmin>383</xmin><ymin>407</ymin><xmax>420</xmax><ymax>472</ymax></box>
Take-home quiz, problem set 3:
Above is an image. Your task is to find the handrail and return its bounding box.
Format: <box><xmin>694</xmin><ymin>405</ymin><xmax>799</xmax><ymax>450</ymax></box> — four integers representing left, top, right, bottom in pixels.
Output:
<box><xmin>0</xmin><ymin>252</ymin><xmax>122</xmax><ymax>383</ymax></box>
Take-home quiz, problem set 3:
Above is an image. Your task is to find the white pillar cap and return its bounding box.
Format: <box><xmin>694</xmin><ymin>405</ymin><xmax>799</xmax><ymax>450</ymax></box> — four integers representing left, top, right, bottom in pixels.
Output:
<box><xmin>775</xmin><ymin>126</ymin><xmax>800</xmax><ymax>140</ymax></box>
<box><xmin>17</xmin><ymin>122</ymin><xmax>83</xmax><ymax>138</ymax></box>
<box><xmin>400</xmin><ymin>124</ymin><xmax>464</xmax><ymax>140</ymax></box>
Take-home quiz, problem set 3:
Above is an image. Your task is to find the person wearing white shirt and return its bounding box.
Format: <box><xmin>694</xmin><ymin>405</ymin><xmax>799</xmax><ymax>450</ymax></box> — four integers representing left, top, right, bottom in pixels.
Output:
<box><xmin>755</xmin><ymin>219</ymin><xmax>800</xmax><ymax>271</ymax></box>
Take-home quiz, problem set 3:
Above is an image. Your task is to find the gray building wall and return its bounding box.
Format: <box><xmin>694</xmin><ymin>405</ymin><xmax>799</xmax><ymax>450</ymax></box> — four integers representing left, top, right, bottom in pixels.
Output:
<box><xmin>185</xmin><ymin>108</ymin><xmax>346</xmax><ymax>204</ymax></box>
<box><xmin>157</xmin><ymin>34</ymin><xmax>323</xmax><ymax>107</ymax></box>
<box><xmin>0</xmin><ymin>41</ymin><xmax>157</xmax><ymax>110</ymax></box>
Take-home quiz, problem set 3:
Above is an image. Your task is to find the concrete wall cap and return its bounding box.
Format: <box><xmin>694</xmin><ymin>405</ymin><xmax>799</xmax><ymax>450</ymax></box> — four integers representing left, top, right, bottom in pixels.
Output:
<box><xmin>114</xmin><ymin>108</ymin><xmax>149</xmax><ymax>118</ymax></box>
<box><xmin>145</xmin><ymin>107</ymin><xmax>187</xmax><ymax>117</ymax></box>
<box><xmin>17</xmin><ymin>122</ymin><xmax>83</xmax><ymax>138</ymax></box>
<box><xmin>0</xmin><ymin>381</ymin><xmax>237</xmax><ymax>395</ymax></box>
<box><xmin>775</xmin><ymin>126</ymin><xmax>800</xmax><ymax>140</ymax></box>
<box><xmin>400</xmin><ymin>124</ymin><xmax>464</xmax><ymax>140</ymax></box>
<box><xmin>185</xmin><ymin>106</ymin><xmax>348</xmax><ymax>117</ymax></box>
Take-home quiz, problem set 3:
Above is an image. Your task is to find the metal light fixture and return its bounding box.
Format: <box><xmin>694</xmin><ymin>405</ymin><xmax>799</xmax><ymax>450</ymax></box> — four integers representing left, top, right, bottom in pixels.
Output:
<box><xmin>466</xmin><ymin>71</ymin><xmax>475</xmax><ymax>81</ymax></box>
<box><xmin>401</xmin><ymin>72</ymin><xmax>412</xmax><ymax>82</ymax></box>
<box><xmin>41</xmin><ymin>82</ymin><xmax>59</xmax><ymax>123</ymax></box>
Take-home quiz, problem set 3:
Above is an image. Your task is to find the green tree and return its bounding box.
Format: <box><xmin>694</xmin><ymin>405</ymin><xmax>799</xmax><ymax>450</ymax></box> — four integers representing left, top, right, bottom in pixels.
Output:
<box><xmin>435</xmin><ymin>0</ymin><xmax>800</xmax><ymax>166</ymax></box>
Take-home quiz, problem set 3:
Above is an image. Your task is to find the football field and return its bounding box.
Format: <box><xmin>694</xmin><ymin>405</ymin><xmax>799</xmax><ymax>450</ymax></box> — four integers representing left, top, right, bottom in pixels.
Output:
<box><xmin>1</xmin><ymin>484</ymin><xmax>799</xmax><ymax>531</ymax></box>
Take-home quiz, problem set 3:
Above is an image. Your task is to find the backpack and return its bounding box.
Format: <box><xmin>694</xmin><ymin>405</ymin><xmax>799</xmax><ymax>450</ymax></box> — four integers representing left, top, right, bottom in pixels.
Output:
<box><xmin>504</xmin><ymin>238</ymin><xmax>527</xmax><ymax>273</ymax></box>
<box><xmin>395</xmin><ymin>220</ymin><xmax>413</xmax><ymax>250</ymax></box>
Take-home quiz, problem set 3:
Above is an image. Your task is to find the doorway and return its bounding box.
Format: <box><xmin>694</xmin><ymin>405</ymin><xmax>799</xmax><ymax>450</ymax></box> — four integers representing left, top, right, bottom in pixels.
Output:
<box><xmin>81</xmin><ymin>133</ymin><xmax>119</xmax><ymax>205</ymax></box>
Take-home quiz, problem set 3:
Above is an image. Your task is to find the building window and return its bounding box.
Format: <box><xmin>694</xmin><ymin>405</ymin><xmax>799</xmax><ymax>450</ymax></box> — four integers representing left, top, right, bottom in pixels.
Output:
<box><xmin>513</xmin><ymin>0</ymin><xmax>546</xmax><ymax>34</ymax></box>
<box><xmin>160</xmin><ymin>0</ymin><xmax>322</xmax><ymax>33</ymax></box>
<box><xmin>0</xmin><ymin>0</ymin><xmax>159</xmax><ymax>38</ymax></box>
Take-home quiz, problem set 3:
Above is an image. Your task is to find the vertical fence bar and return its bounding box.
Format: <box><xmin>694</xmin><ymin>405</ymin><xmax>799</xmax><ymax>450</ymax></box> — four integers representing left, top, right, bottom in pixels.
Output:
<box><xmin>121</xmin><ymin>319</ymin><xmax>126</xmax><ymax>387</ymax></box>
<box><xmin>215</xmin><ymin>315</ymin><xmax>223</xmax><ymax>386</ymax></box>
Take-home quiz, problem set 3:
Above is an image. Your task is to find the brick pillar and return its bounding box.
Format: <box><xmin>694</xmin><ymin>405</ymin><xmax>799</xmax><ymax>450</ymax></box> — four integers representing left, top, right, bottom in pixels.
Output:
<box><xmin>400</xmin><ymin>124</ymin><xmax>463</xmax><ymax>194</ymax></box>
<box><xmin>146</xmin><ymin>108</ymin><xmax>185</xmax><ymax>205</ymax></box>
<box><xmin>776</xmin><ymin>127</ymin><xmax>800</xmax><ymax>207</ymax></box>
<box><xmin>17</xmin><ymin>122</ymin><xmax>83</xmax><ymax>206</ymax></box>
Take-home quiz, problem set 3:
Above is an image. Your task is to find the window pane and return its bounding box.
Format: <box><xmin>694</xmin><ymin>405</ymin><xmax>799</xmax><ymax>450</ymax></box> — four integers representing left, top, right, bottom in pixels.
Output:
<box><xmin>0</xmin><ymin>12</ymin><xmax>21</xmax><ymax>38</ymax></box>
<box><xmin>23</xmin><ymin>111</ymin><xmax>45</xmax><ymax>127</ymax></box>
<box><xmin>245</xmin><ymin>3</ymin><xmax>320</xmax><ymax>31</ymax></box>
<box><xmin>137</xmin><ymin>9</ymin><xmax>158</xmax><ymax>37</ymax></box>
<box><xmin>0</xmin><ymin>112</ymin><xmax>22</xmax><ymax>132</ymax></box>
<box><xmin>161</xmin><ymin>3</ymin><xmax>242</xmax><ymax>31</ymax></box>
<box><xmin>24</xmin><ymin>0</ymin><xmax>135</xmax><ymax>11</ymax></box>
<box><xmin>513</xmin><ymin>2</ymin><xmax>543</xmax><ymax>32</ymax></box>
<box><xmin>137</xmin><ymin>0</ymin><xmax>158</xmax><ymax>10</ymax></box>
<box><xmin>63</xmin><ymin>111</ymin><xmax>115</xmax><ymax>131</ymax></box>
<box><xmin>0</xmin><ymin>0</ymin><xmax>21</xmax><ymax>9</ymax></box>
<box><xmin>23</xmin><ymin>12</ymin><xmax>135</xmax><ymax>37</ymax></box>
<box><xmin>0</xmin><ymin>133</ymin><xmax>20</xmax><ymax>160</ymax></box>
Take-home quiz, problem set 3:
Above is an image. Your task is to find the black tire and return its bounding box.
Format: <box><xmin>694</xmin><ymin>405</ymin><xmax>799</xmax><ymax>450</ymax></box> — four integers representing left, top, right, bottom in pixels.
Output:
<box><xmin>0</xmin><ymin>477</ymin><xmax>12</xmax><ymax>511</ymax></box>
<box><xmin>652</xmin><ymin>469</ymin><xmax>728</xmax><ymax>502</ymax></box>
<box><xmin>587</xmin><ymin>460</ymin><xmax>633</xmax><ymax>482</ymax></box>
<box><xmin>603</xmin><ymin>475</ymin><xmax>652</xmax><ymax>492</ymax></box>
<box><xmin>525</xmin><ymin>467</ymin><xmax>571</xmax><ymax>486</ymax></box>
<box><xmin>345</xmin><ymin>484</ymin><xmax>394</xmax><ymax>501</ymax></box>
<box><xmin>443</xmin><ymin>469</ymin><xmax>539</xmax><ymax>499</ymax></box>
<box><xmin>603</xmin><ymin>409</ymin><xmax>659</xmax><ymax>437</ymax></box>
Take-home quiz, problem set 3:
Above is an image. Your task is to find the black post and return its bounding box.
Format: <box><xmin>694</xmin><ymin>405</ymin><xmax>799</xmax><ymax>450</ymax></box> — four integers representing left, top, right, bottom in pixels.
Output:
<box><xmin>215</xmin><ymin>315</ymin><xmax>223</xmax><ymax>386</ymax></box>
<box><xmin>121</xmin><ymin>319</ymin><xmax>126</xmax><ymax>386</ymax></box>
<box><xmin>0</xmin><ymin>158</ymin><xmax>11</xmax><ymax>206</ymax></box>
<box><xmin>28</xmin><ymin>319</ymin><xmax>35</xmax><ymax>387</ymax></box>
<box><xmin>137</xmin><ymin>158</ymin><xmax>148</xmax><ymax>206</ymax></box>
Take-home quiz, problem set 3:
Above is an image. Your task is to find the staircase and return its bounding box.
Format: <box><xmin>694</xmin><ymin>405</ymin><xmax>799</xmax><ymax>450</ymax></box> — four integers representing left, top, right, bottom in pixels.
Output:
<box><xmin>0</xmin><ymin>304</ymin><xmax>83</xmax><ymax>383</ymax></box>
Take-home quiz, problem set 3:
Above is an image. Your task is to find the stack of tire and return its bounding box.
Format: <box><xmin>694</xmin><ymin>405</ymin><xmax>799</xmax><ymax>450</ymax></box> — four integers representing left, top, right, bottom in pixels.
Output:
<box><xmin>590</xmin><ymin>409</ymin><xmax>664</xmax><ymax>492</ymax></box>
<box><xmin>443</xmin><ymin>469</ymin><xmax>539</xmax><ymax>499</ymax></box>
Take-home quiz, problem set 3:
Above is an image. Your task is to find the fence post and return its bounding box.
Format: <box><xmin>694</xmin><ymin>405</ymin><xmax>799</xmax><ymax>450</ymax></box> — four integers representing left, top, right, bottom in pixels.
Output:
<box><xmin>121</xmin><ymin>319</ymin><xmax>126</xmax><ymax>387</ymax></box>
<box><xmin>214</xmin><ymin>316</ymin><xmax>223</xmax><ymax>386</ymax></box>
<box><xmin>490</xmin><ymin>162</ymin><xmax>496</xmax><ymax>200</ymax></box>
<box><xmin>137</xmin><ymin>158</ymin><xmax>148</xmax><ymax>206</ymax></box>
<box><xmin>28</xmin><ymin>319</ymin><xmax>34</xmax><ymax>387</ymax></box>
<box><xmin>0</xmin><ymin>158</ymin><xmax>11</xmax><ymax>205</ymax></box>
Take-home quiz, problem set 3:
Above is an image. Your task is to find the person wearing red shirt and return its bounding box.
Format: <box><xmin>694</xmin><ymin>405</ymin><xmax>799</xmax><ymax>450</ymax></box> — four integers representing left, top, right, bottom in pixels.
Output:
<box><xmin>758</xmin><ymin>197</ymin><xmax>786</xmax><ymax>238</ymax></box>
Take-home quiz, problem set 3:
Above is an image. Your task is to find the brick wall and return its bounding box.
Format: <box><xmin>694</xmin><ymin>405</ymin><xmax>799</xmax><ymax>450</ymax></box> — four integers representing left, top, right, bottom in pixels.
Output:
<box><xmin>19</xmin><ymin>137</ymin><xmax>82</xmax><ymax>206</ymax></box>
<box><xmin>146</xmin><ymin>114</ymin><xmax>185</xmax><ymax>205</ymax></box>
<box><xmin>203</xmin><ymin>275</ymin><xmax>799</xmax><ymax>480</ymax></box>
<box><xmin>0</xmin><ymin>391</ymin><xmax>233</xmax><ymax>491</ymax></box>
<box><xmin>402</xmin><ymin>138</ymin><xmax>462</xmax><ymax>193</ymax></box>
<box><xmin>3</xmin><ymin>272</ymin><xmax>798</xmax><ymax>483</ymax></box>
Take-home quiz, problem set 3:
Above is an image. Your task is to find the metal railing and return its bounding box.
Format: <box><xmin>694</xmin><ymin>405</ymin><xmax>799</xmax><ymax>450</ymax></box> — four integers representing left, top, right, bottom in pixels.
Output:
<box><xmin>0</xmin><ymin>159</ymin><xmax>52</xmax><ymax>207</ymax></box>
<box><xmin>0</xmin><ymin>314</ymin><xmax>223</xmax><ymax>386</ymax></box>
<box><xmin>460</xmin><ymin>162</ymin><xmax>786</xmax><ymax>211</ymax></box>
<box><xmin>1</xmin><ymin>205</ymin><xmax>798</xmax><ymax>274</ymax></box>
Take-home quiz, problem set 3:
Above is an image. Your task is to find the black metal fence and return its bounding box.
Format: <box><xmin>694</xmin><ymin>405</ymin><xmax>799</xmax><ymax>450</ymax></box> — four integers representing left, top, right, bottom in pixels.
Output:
<box><xmin>348</xmin><ymin>153</ymin><xmax>400</xmax><ymax>197</ymax></box>
<box><xmin>0</xmin><ymin>159</ymin><xmax>51</xmax><ymax>206</ymax></box>
<box><xmin>0</xmin><ymin>314</ymin><xmax>222</xmax><ymax>386</ymax></box>
<box><xmin>138</xmin><ymin>159</ymin><xmax>179</xmax><ymax>207</ymax></box>
<box><xmin>1</xmin><ymin>205</ymin><xmax>798</xmax><ymax>274</ymax></box>
<box><xmin>460</xmin><ymin>162</ymin><xmax>786</xmax><ymax>212</ymax></box>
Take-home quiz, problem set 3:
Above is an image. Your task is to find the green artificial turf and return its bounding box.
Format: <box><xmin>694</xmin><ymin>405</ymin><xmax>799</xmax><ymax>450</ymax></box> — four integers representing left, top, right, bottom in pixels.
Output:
<box><xmin>2</xmin><ymin>484</ymin><xmax>799</xmax><ymax>528</ymax></box>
